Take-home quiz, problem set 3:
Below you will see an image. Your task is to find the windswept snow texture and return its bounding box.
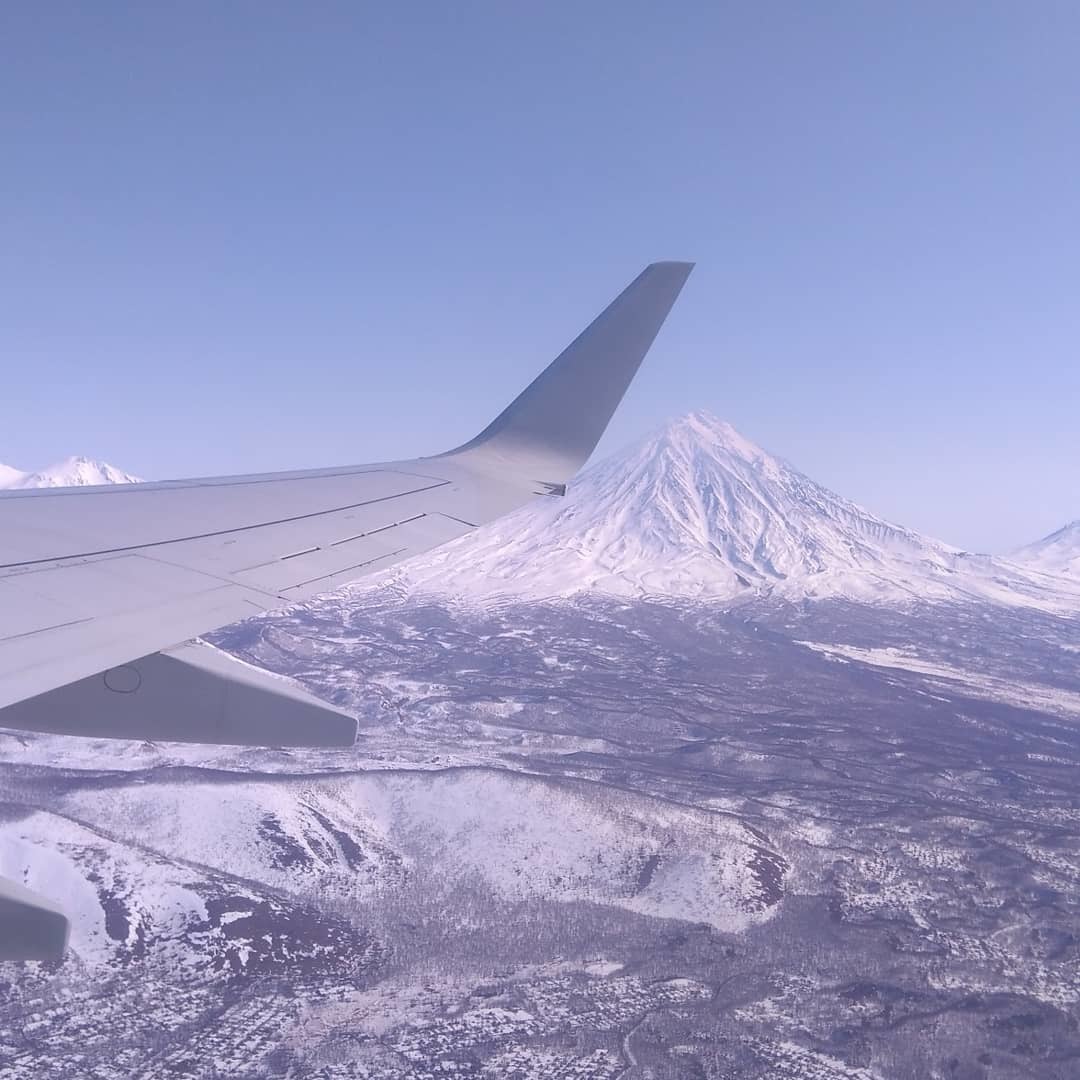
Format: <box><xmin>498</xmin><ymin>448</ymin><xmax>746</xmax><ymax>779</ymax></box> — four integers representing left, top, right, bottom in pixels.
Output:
<box><xmin>0</xmin><ymin>455</ymin><xmax>141</xmax><ymax>489</ymax></box>
<box><xmin>4</xmin><ymin>590</ymin><xmax>1080</xmax><ymax>1078</ymax></box>
<box><xmin>53</xmin><ymin>769</ymin><xmax>779</xmax><ymax>938</ymax></box>
<box><xmin>394</xmin><ymin>412</ymin><xmax>1080</xmax><ymax>612</ymax></box>
<box><xmin>1012</xmin><ymin>520</ymin><xmax>1080</xmax><ymax>580</ymax></box>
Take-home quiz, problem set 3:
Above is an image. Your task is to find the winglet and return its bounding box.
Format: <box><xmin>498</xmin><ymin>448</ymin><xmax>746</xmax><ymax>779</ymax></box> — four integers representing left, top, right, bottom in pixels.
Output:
<box><xmin>446</xmin><ymin>261</ymin><xmax>694</xmax><ymax>484</ymax></box>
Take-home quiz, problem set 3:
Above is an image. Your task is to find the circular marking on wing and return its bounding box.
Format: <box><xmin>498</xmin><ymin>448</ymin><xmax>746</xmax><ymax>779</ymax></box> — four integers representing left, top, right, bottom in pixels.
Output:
<box><xmin>103</xmin><ymin>665</ymin><xmax>142</xmax><ymax>694</ymax></box>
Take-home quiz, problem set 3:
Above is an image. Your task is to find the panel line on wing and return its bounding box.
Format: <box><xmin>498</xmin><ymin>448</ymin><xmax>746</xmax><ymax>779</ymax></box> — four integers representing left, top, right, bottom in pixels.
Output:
<box><xmin>280</xmin><ymin>546</ymin><xmax>319</xmax><ymax>561</ymax></box>
<box><xmin>433</xmin><ymin>511</ymin><xmax>479</xmax><ymax>529</ymax></box>
<box><xmin>329</xmin><ymin>512</ymin><xmax>428</xmax><ymax>546</ymax></box>
<box><xmin>280</xmin><ymin>547</ymin><xmax>408</xmax><ymax>594</ymax></box>
<box><xmin>125</xmin><ymin>552</ymin><xmax>292</xmax><ymax>603</ymax></box>
<box><xmin>0</xmin><ymin>616</ymin><xmax>95</xmax><ymax>646</ymax></box>
<box><xmin>0</xmin><ymin>479</ymin><xmax>451</xmax><ymax>572</ymax></box>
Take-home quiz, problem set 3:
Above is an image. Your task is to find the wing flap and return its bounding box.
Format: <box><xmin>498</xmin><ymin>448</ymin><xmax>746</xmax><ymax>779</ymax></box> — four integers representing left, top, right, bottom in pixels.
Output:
<box><xmin>0</xmin><ymin>878</ymin><xmax>69</xmax><ymax>963</ymax></box>
<box><xmin>0</xmin><ymin>584</ymin><xmax>274</xmax><ymax>710</ymax></box>
<box><xmin>0</xmin><ymin>640</ymin><xmax>357</xmax><ymax>746</ymax></box>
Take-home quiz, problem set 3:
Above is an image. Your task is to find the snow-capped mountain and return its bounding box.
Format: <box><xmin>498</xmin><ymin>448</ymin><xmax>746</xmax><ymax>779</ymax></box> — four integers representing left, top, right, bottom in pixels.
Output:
<box><xmin>0</xmin><ymin>464</ymin><xmax>28</xmax><ymax>487</ymax></box>
<box><xmin>0</xmin><ymin>455</ymin><xmax>141</xmax><ymax>489</ymax></box>
<box><xmin>387</xmin><ymin>411</ymin><xmax>1080</xmax><ymax>612</ymax></box>
<box><xmin>1010</xmin><ymin>520</ymin><xmax>1080</xmax><ymax>580</ymax></box>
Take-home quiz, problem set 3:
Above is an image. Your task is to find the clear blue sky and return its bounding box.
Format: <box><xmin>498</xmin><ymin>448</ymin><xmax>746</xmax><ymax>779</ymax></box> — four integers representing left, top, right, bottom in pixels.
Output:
<box><xmin>2</xmin><ymin>3</ymin><xmax>1077</xmax><ymax>552</ymax></box>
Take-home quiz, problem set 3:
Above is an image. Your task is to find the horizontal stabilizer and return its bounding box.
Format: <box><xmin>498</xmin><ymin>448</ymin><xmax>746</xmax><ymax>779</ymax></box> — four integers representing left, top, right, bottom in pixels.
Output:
<box><xmin>0</xmin><ymin>642</ymin><xmax>357</xmax><ymax>747</ymax></box>
<box><xmin>0</xmin><ymin>877</ymin><xmax>69</xmax><ymax>962</ymax></box>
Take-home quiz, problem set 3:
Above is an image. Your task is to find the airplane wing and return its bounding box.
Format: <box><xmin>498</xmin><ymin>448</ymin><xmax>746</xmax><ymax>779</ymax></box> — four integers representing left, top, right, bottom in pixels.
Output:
<box><xmin>0</xmin><ymin>261</ymin><xmax>693</xmax><ymax>750</ymax></box>
<box><xmin>0</xmin><ymin>261</ymin><xmax>692</xmax><ymax>962</ymax></box>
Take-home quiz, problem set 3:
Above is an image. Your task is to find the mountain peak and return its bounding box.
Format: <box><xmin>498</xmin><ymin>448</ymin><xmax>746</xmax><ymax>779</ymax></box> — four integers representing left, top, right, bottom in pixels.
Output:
<box><xmin>654</xmin><ymin>410</ymin><xmax>773</xmax><ymax>467</ymax></box>
<box><xmin>0</xmin><ymin>464</ymin><xmax>28</xmax><ymax>487</ymax></box>
<box><xmin>373</xmin><ymin>415</ymin><xmax>1080</xmax><ymax>613</ymax></box>
<box><xmin>0</xmin><ymin>457</ymin><xmax>142</xmax><ymax>490</ymax></box>
<box><xmin>1011</xmin><ymin>519</ymin><xmax>1080</xmax><ymax>579</ymax></box>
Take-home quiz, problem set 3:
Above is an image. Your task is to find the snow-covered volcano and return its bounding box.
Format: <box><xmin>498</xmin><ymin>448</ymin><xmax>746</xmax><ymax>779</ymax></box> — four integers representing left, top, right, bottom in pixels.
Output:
<box><xmin>1011</xmin><ymin>521</ymin><xmax>1080</xmax><ymax>580</ymax></box>
<box><xmin>0</xmin><ymin>455</ymin><xmax>141</xmax><ymax>489</ymax></box>
<box><xmin>388</xmin><ymin>412</ymin><xmax>1080</xmax><ymax>611</ymax></box>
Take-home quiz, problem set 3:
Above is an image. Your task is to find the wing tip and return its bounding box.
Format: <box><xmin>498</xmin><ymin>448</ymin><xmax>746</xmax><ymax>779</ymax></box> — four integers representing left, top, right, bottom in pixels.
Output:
<box><xmin>647</xmin><ymin>259</ymin><xmax>695</xmax><ymax>271</ymax></box>
<box><xmin>643</xmin><ymin>260</ymin><xmax>695</xmax><ymax>283</ymax></box>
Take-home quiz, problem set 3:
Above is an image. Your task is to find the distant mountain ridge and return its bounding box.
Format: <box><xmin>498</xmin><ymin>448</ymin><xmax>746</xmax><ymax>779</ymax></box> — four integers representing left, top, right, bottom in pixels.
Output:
<box><xmin>1010</xmin><ymin>520</ymin><xmax>1080</xmax><ymax>580</ymax></box>
<box><xmin>0</xmin><ymin>455</ymin><xmax>141</xmax><ymax>490</ymax></box>
<box><xmin>382</xmin><ymin>411</ymin><xmax>1080</xmax><ymax>612</ymax></box>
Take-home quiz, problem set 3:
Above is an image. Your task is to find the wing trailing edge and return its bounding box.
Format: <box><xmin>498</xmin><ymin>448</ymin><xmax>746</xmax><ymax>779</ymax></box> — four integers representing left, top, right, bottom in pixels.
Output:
<box><xmin>0</xmin><ymin>641</ymin><xmax>357</xmax><ymax>747</ymax></box>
